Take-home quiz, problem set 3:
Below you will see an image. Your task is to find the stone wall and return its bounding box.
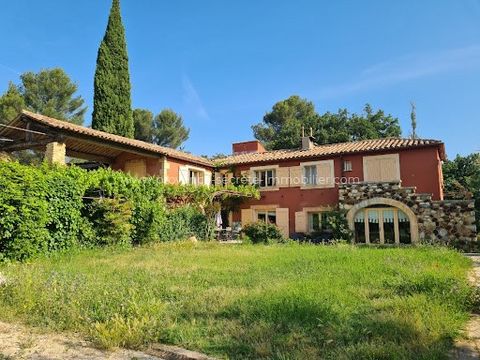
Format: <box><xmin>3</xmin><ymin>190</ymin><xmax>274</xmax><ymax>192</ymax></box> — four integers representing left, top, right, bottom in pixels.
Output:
<box><xmin>339</xmin><ymin>181</ymin><xmax>477</xmax><ymax>243</ymax></box>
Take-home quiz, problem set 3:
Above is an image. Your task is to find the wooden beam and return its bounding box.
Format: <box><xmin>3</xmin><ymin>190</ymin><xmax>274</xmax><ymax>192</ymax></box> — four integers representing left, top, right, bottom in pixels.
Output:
<box><xmin>0</xmin><ymin>140</ymin><xmax>53</xmax><ymax>152</ymax></box>
<box><xmin>66</xmin><ymin>149</ymin><xmax>113</xmax><ymax>164</ymax></box>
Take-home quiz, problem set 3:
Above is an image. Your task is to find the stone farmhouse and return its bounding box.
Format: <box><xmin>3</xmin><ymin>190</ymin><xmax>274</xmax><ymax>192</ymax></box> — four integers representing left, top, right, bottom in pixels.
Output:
<box><xmin>0</xmin><ymin>110</ymin><xmax>476</xmax><ymax>244</ymax></box>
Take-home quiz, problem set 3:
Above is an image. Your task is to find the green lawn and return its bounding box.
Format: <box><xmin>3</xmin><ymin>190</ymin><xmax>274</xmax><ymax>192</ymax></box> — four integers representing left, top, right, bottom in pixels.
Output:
<box><xmin>0</xmin><ymin>242</ymin><xmax>474</xmax><ymax>359</ymax></box>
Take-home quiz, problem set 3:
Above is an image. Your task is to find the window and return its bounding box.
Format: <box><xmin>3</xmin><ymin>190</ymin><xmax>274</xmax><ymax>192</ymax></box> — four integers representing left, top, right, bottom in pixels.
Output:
<box><xmin>189</xmin><ymin>170</ymin><xmax>202</xmax><ymax>185</ymax></box>
<box><xmin>254</xmin><ymin>169</ymin><xmax>276</xmax><ymax>188</ymax></box>
<box><xmin>300</xmin><ymin>160</ymin><xmax>335</xmax><ymax>188</ymax></box>
<box><xmin>343</xmin><ymin>160</ymin><xmax>352</xmax><ymax>172</ymax></box>
<box><xmin>308</xmin><ymin>212</ymin><xmax>330</xmax><ymax>232</ymax></box>
<box><xmin>257</xmin><ymin>210</ymin><xmax>276</xmax><ymax>224</ymax></box>
<box><xmin>303</xmin><ymin>165</ymin><xmax>317</xmax><ymax>186</ymax></box>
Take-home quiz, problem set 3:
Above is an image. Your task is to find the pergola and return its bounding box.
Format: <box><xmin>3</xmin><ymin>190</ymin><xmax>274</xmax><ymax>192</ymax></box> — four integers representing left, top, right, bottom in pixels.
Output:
<box><xmin>0</xmin><ymin>110</ymin><xmax>212</xmax><ymax>167</ymax></box>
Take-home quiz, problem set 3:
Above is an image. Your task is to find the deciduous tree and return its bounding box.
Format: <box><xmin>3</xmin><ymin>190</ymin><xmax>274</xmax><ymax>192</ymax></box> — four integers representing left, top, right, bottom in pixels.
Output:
<box><xmin>252</xmin><ymin>95</ymin><xmax>402</xmax><ymax>150</ymax></box>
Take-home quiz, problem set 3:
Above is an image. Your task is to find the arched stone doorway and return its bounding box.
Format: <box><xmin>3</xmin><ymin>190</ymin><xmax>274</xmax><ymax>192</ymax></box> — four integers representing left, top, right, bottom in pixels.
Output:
<box><xmin>346</xmin><ymin>197</ymin><xmax>419</xmax><ymax>244</ymax></box>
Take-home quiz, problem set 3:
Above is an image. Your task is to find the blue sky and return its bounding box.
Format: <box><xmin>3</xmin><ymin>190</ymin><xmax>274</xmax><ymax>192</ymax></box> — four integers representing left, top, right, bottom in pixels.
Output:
<box><xmin>1</xmin><ymin>1</ymin><xmax>479</xmax><ymax>158</ymax></box>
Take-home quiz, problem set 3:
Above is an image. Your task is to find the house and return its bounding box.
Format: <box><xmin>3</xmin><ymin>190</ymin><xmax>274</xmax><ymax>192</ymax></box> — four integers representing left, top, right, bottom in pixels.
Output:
<box><xmin>213</xmin><ymin>136</ymin><xmax>477</xmax><ymax>244</ymax></box>
<box><xmin>0</xmin><ymin>110</ymin><xmax>214</xmax><ymax>185</ymax></box>
<box><xmin>0</xmin><ymin>110</ymin><xmax>476</xmax><ymax>244</ymax></box>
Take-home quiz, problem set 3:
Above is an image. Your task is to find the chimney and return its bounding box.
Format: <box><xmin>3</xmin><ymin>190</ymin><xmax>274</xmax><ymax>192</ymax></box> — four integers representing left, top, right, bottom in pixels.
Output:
<box><xmin>232</xmin><ymin>140</ymin><xmax>266</xmax><ymax>155</ymax></box>
<box><xmin>301</xmin><ymin>126</ymin><xmax>315</xmax><ymax>150</ymax></box>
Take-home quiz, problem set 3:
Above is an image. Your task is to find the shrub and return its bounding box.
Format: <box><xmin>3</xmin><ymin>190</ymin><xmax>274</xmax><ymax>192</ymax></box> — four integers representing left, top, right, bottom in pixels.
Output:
<box><xmin>0</xmin><ymin>162</ymin><xmax>49</xmax><ymax>260</ymax></box>
<box><xmin>0</xmin><ymin>162</ymin><xmax>258</xmax><ymax>260</ymax></box>
<box><xmin>85</xmin><ymin>198</ymin><xmax>133</xmax><ymax>247</ymax></box>
<box><xmin>323</xmin><ymin>210</ymin><xmax>352</xmax><ymax>241</ymax></box>
<box><xmin>242</xmin><ymin>221</ymin><xmax>284</xmax><ymax>244</ymax></box>
<box><xmin>43</xmin><ymin>165</ymin><xmax>90</xmax><ymax>251</ymax></box>
<box><xmin>159</xmin><ymin>206</ymin><xmax>210</xmax><ymax>241</ymax></box>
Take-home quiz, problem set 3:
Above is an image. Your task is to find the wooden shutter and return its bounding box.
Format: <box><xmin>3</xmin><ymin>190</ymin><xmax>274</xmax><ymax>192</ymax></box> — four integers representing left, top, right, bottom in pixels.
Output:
<box><xmin>317</xmin><ymin>160</ymin><xmax>334</xmax><ymax>188</ymax></box>
<box><xmin>178</xmin><ymin>166</ymin><xmax>189</xmax><ymax>184</ymax></box>
<box><xmin>276</xmin><ymin>167</ymin><xmax>290</xmax><ymax>187</ymax></box>
<box><xmin>214</xmin><ymin>171</ymin><xmax>223</xmax><ymax>186</ymax></box>
<box><xmin>364</xmin><ymin>154</ymin><xmax>400</xmax><ymax>182</ymax></box>
<box><xmin>276</xmin><ymin>208</ymin><xmax>290</xmax><ymax>237</ymax></box>
<box><xmin>295</xmin><ymin>211</ymin><xmax>307</xmax><ymax>233</ymax></box>
<box><xmin>289</xmin><ymin>166</ymin><xmax>302</xmax><ymax>187</ymax></box>
<box><xmin>204</xmin><ymin>171</ymin><xmax>212</xmax><ymax>186</ymax></box>
<box><xmin>241</xmin><ymin>209</ymin><xmax>254</xmax><ymax>226</ymax></box>
<box><xmin>124</xmin><ymin>159</ymin><xmax>147</xmax><ymax>178</ymax></box>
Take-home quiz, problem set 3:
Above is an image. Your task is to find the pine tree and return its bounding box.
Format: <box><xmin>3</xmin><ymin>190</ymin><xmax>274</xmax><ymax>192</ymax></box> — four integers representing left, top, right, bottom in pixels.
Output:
<box><xmin>153</xmin><ymin>109</ymin><xmax>190</xmax><ymax>149</ymax></box>
<box><xmin>0</xmin><ymin>82</ymin><xmax>25</xmax><ymax>124</ymax></box>
<box><xmin>92</xmin><ymin>0</ymin><xmax>133</xmax><ymax>137</ymax></box>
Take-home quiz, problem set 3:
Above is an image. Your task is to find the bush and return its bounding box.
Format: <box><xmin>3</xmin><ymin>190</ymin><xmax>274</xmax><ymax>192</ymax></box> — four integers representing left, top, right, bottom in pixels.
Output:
<box><xmin>242</xmin><ymin>221</ymin><xmax>285</xmax><ymax>244</ymax></box>
<box><xmin>84</xmin><ymin>198</ymin><xmax>133</xmax><ymax>247</ymax></box>
<box><xmin>0</xmin><ymin>161</ymin><xmax>258</xmax><ymax>260</ymax></box>
<box><xmin>43</xmin><ymin>165</ymin><xmax>90</xmax><ymax>251</ymax></box>
<box><xmin>159</xmin><ymin>206</ymin><xmax>211</xmax><ymax>242</ymax></box>
<box><xmin>0</xmin><ymin>162</ymin><xmax>49</xmax><ymax>260</ymax></box>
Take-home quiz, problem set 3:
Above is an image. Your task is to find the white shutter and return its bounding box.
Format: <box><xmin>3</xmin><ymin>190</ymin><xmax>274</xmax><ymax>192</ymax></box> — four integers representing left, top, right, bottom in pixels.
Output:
<box><xmin>178</xmin><ymin>166</ymin><xmax>189</xmax><ymax>184</ymax></box>
<box><xmin>204</xmin><ymin>171</ymin><xmax>212</xmax><ymax>186</ymax></box>
<box><xmin>241</xmin><ymin>209</ymin><xmax>254</xmax><ymax>226</ymax></box>
<box><xmin>276</xmin><ymin>208</ymin><xmax>290</xmax><ymax>237</ymax></box>
<box><xmin>295</xmin><ymin>211</ymin><xmax>307</xmax><ymax>233</ymax></box>
<box><xmin>289</xmin><ymin>166</ymin><xmax>302</xmax><ymax>187</ymax></box>
<box><xmin>276</xmin><ymin>167</ymin><xmax>290</xmax><ymax>187</ymax></box>
<box><xmin>317</xmin><ymin>160</ymin><xmax>334</xmax><ymax>188</ymax></box>
<box><xmin>364</xmin><ymin>154</ymin><xmax>399</xmax><ymax>182</ymax></box>
<box><xmin>214</xmin><ymin>171</ymin><xmax>223</xmax><ymax>186</ymax></box>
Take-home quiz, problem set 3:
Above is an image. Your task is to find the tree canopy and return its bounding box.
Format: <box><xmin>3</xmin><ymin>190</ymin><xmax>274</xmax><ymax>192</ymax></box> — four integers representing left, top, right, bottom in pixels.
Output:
<box><xmin>133</xmin><ymin>108</ymin><xmax>190</xmax><ymax>149</ymax></box>
<box><xmin>92</xmin><ymin>0</ymin><xmax>133</xmax><ymax>138</ymax></box>
<box><xmin>133</xmin><ymin>108</ymin><xmax>154</xmax><ymax>142</ymax></box>
<box><xmin>0</xmin><ymin>69</ymin><xmax>86</xmax><ymax>125</ymax></box>
<box><xmin>252</xmin><ymin>95</ymin><xmax>402</xmax><ymax>150</ymax></box>
<box><xmin>443</xmin><ymin>153</ymin><xmax>480</xmax><ymax>228</ymax></box>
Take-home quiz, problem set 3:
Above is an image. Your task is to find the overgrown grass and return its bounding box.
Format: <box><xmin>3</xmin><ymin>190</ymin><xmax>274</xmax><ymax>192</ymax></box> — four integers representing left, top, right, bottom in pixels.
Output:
<box><xmin>0</xmin><ymin>243</ymin><xmax>474</xmax><ymax>359</ymax></box>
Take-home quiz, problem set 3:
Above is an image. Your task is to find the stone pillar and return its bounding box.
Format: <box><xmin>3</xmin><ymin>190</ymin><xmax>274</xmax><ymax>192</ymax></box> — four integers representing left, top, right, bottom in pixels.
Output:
<box><xmin>0</xmin><ymin>151</ymin><xmax>11</xmax><ymax>162</ymax></box>
<box><xmin>44</xmin><ymin>142</ymin><xmax>66</xmax><ymax>165</ymax></box>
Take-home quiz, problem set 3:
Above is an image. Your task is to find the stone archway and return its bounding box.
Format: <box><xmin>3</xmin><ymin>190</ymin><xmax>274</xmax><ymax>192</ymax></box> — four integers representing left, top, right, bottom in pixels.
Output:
<box><xmin>346</xmin><ymin>197</ymin><xmax>419</xmax><ymax>244</ymax></box>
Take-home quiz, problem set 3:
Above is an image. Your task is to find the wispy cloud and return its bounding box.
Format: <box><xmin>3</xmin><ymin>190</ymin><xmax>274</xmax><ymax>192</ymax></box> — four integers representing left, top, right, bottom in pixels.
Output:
<box><xmin>182</xmin><ymin>74</ymin><xmax>209</xmax><ymax>120</ymax></box>
<box><xmin>318</xmin><ymin>44</ymin><xmax>480</xmax><ymax>99</ymax></box>
<box><xmin>0</xmin><ymin>63</ymin><xmax>20</xmax><ymax>76</ymax></box>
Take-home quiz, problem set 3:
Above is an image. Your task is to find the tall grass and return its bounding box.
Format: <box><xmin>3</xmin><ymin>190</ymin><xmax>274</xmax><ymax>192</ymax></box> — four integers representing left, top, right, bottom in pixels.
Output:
<box><xmin>0</xmin><ymin>243</ymin><xmax>473</xmax><ymax>359</ymax></box>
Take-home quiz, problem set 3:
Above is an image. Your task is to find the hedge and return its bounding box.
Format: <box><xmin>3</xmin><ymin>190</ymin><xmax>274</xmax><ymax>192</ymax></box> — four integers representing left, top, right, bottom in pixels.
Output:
<box><xmin>0</xmin><ymin>161</ymin><xmax>258</xmax><ymax>261</ymax></box>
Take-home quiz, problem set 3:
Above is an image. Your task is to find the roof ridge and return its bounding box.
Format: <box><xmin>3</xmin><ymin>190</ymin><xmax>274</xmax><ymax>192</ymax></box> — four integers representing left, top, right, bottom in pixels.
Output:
<box><xmin>215</xmin><ymin>137</ymin><xmax>444</xmax><ymax>165</ymax></box>
<box><xmin>20</xmin><ymin>110</ymin><xmax>213</xmax><ymax>166</ymax></box>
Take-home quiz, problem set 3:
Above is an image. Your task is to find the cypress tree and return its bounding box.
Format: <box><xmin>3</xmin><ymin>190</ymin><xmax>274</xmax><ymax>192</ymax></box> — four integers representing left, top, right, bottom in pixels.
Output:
<box><xmin>92</xmin><ymin>0</ymin><xmax>134</xmax><ymax>137</ymax></box>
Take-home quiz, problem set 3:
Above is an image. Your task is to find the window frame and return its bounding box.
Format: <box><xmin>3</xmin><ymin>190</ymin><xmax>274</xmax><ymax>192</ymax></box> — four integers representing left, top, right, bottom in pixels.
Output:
<box><xmin>343</xmin><ymin>160</ymin><xmax>352</xmax><ymax>172</ymax></box>
<box><xmin>307</xmin><ymin>211</ymin><xmax>330</xmax><ymax>233</ymax></box>
<box><xmin>300</xmin><ymin>160</ymin><xmax>335</xmax><ymax>189</ymax></box>
<box><xmin>303</xmin><ymin>165</ymin><xmax>317</xmax><ymax>186</ymax></box>
<box><xmin>254</xmin><ymin>168</ymin><xmax>277</xmax><ymax>188</ymax></box>
<box><xmin>189</xmin><ymin>169</ymin><xmax>202</xmax><ymax>185</ymax></box>
<box><xmin>256</xmin><ymin>210</ymin><xmax>277</xmax><ymax>224</ymax></box>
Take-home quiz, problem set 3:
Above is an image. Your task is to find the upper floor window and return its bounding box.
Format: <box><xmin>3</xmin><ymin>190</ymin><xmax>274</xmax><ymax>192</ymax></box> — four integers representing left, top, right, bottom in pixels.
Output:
<box><xmin>254</xmin><ymin>169</ymin><xmax>276</xmax><ymax>188</ymax></box>
<box><xmin>343</xmin><ymin>160</ymin><xmax>352</xmax><ymax>172</ymax></box>
<box><xmin>300</xmin><ymin>160</ymin><xmax>335</xmax><ymax>188</ymax></box>
<box><xmin>303</xmin><ymin>165</ymin><xmax>317</xmax><ymax>186</ymax></box>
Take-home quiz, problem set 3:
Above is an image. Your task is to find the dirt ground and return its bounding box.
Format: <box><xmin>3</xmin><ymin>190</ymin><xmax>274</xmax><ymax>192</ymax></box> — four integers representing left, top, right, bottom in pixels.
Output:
<box><xmin>0</xmin><ymin>321</ymin><xmax>162</xmax><ymax>360</ymax></box>
<box><xmin>451</xmin><ymin>254</ymin><xmax>480</xmax><ymax>360</ymax></box>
